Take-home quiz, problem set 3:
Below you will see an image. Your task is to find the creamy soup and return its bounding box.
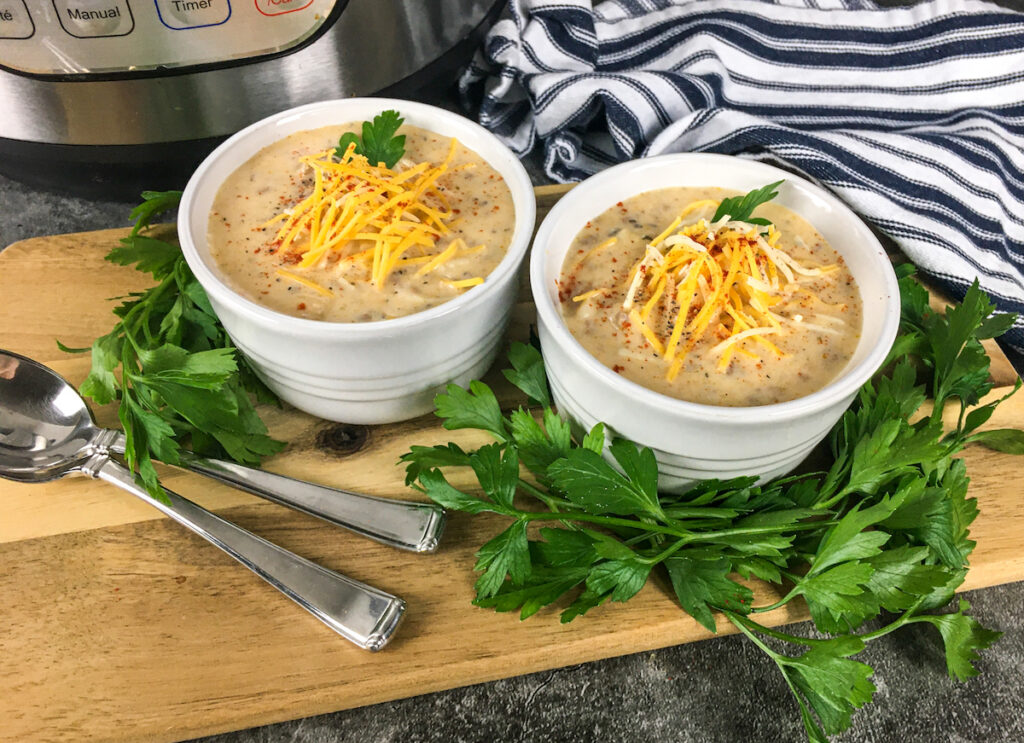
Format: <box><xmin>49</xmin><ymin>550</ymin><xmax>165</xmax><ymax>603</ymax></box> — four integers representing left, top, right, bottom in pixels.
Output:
<box><xmin>558</xmin><ymin>187</ymin><xmax>862</xmax><ymax>407</ymax></box>
<box><xmin>208</xmin><ymin>124</ymin><xmax>515</xmax><ymax>322</ymax></box>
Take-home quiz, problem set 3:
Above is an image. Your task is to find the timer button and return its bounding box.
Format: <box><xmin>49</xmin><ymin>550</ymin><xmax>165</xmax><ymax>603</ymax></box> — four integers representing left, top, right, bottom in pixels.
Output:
<box><xmin>254</xmin><ymin>0</ymin><xmax>311</xmax><ymax>16</ymax></box>
<box><xmin>155</xmin><ymin>0</ymin><xmax>230</xmax><ymax>29</ymax></box>
<box><xmin>0</xmin><ymin>0</ymin><xmax>34</xmax><ymax>39</ymax></box>
<box><xmin>53</xmin><ymin>0</ymin><xmax>134</xmax><ymax>37</ymax></box>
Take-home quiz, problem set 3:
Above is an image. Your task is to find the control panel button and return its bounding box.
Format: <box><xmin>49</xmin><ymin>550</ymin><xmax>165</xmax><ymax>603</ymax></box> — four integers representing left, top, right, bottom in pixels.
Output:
<box><xmin>254</xmin><ymin>0</ymin><xmax>311</xmax><ymax>16</ymax></box>
<box><xmin>0</xmin><ymin>0</ymin><xmax>34</xmax><ymax>39</ymax></box>
<box><xmin>53</xmin><ymin>0</ymin><xmax>134</xmax><ymax>37</ymax></box>
<box><xmin>155</xmin><ymin>0</ymin><xmax>229</xmax><ymax>29</ymax></box>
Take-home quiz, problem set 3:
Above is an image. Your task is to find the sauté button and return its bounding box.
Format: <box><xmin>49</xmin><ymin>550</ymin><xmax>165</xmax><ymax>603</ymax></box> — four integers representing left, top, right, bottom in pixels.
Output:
<box><xmin>154</xmin><ymin>0</ymin><xmax>230</xmax><ymax>29</ymax></box>
<box><xmin>0</xmin><ymin>0</ymin><xmax>34</xmax><ymax>39</ymax></box>
<box><xmin>254</xmin><ymin>0</ymin><xmax>312</xmax><ymax>17</ymax></box>
<box><xmin>53</xmin><ymin>0</ymin><xmax>134</xmax><ymax>37</ymax></box>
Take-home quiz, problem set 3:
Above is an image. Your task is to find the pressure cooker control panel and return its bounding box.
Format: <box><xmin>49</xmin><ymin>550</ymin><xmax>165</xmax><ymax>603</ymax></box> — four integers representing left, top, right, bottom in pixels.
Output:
<box><xmin>0</xmin><ymin>0</ymin><xmax>337</xmax><ymax>75</ymax></box>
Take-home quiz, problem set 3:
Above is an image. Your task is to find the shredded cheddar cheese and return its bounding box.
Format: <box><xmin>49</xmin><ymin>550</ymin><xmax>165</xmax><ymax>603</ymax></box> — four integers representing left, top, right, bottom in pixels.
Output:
<box><xmin>572</xmin><ymin>287</ymin><xmax>608</xmax><ymax>303</ymax></box>
<box><xmin>275</xmin><ymin>268</ymin><xmax>333</xmax><ymax>296</ymax></box>
<box><xmin>263</xmin><ymin>138</ymin><xmax>486</xmax><ymax>297</ymax></box>
<box><xmin>621</xmin><ymin>203</ymin><xmax>840</xmax><ymax>378</ymax></box>
<box><xmin>443</xmin><ymin>276</ymin><xmax>485</xmax><ymax>289</ymax></box>
<box><xmin>417</xmin><ymin>238</ymin><xmax>465</xmax><ymax>276</ymax></box>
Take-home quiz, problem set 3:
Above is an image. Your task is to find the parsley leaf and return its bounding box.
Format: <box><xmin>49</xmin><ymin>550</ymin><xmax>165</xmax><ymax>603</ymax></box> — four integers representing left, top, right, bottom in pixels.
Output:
<box><xmin>808</xmin><ymin>498</ymin><xmax>896</xmax><ymax>576</ymax></box>
<box><xmin>798</xmin><ymin>562</ymin><xmax>879</xmax><ymax>635</ymax></box>
<box><xmin>469</xmin><ymin>443</ymin><xmax>519</xmax><ymax>511</ymax></box>
<box><xmin>561</xmin><ymin>589</ymin><xmax>612</xmax><ymax>623</ymax></box>
<box><xmin>400</xmin><ymin>442</ymin><xmax>471</xmax><ymax>486</ymax></box>
<box><xmin>474</xmin><ymin>566</ymin><xmax>590</xmax><ymax>619</ymax></box>
<box><xmin>107</xmin><ymin>235</ymin><xmax>181</xmax><ymax>279</ymax></box>
<box><xmin>474</xmin><ymin>520</ymin><xmax>531</xmax><ymax>599</ymax></box>
<box><xmin>503</xmin><ymin>341</ymin><xmax>552</xmax><ymax>406</ymax></box>
<box><xmin>840</xmin><ymin>418</ymin><xmax>947</xmax><ymax>498</ymax></box>
<box><xmin>416</xmin><ymin>468</ymin><xmax>504</xmax><ymax>516</ymax></box>
<box><xmin>910</xmin><ymin>598</ymin><xmax>1003</xmax><ymax>681</ymax></box>
<box><xmin>863</xmin><ymin>546</ymin><xmax>951</xmax><ymax>613</ymax></box>
<box><xmin>547</xmin><ymin>447</ymin><xmax>663</xmax><ymax>518</ymax></box>
<box><xmin>880</xmin><ymin>460</ymin><xmax>977</xmax><ymax>569</ymax></box>
<box><xmin>666</xmin><ymin>555</ymin><xmax>754</xmax><ymax>632</ymax></box>
<box><xmin>969</xmin><ymin>427</ymin><xmax>1024</xmax><ymax>454</ymax></box>
<box><xmin>78</xmin><ymin>331</ymin><xmax>122</xmax><ymax>405</ymax></box>
<box><xmin>129</xmin><ymin>190</ymin><xmax>184</xmax><ymax>235</ymax></box>
<box><xmin>711</xmin><ymin>180</ymin><xmax>784</xmax><ymax>225</ymax></box>
<box><xmin>607</xmin><ymin>438</ymin><xmax>661</xmax><ymax>512</ymax></box>
<box><xmin>781</xmin><ymin>636</ymin><xmax>876</xmax><ymax>737</ymax></box>
<box><xmin>434</xmin><ymin>380</ymin><xmax>508</xmax><ymax>442</ymax></box>
<box><xmin>534</xmin><ymin>528</ymin><xmax>600</xmax><ymax>568</ymax></box>
<box><xmin>335</xmin><ymin>109</ymin><xmax>406</xmax><ymax>168</ymax></box>
<box><xmin>586</xmin><ymin>559</ymin><xmax>652</xmax><ymax>602</ymax></box>
<box><xmin>581</xmin><ymin>422</ymin><xmax>606</xmax><ymax>454</ymax></box>
<box><xmin>508</xmin><ymin>407</ymin><xmax>571</xmax><ymax>479</ymax></box>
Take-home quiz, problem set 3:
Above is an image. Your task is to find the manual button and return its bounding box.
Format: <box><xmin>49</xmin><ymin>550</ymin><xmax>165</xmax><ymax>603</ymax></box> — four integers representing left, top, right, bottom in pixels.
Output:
<box><xmin>155</xmin><ymin>0</ymin><xmax>230</xmax><ymax>29</ymax></box>
<box><xmin>0</xmin><ymin>0</ymin><xmax>34</xmax><ymax>39</ymax></box>
<box><xmin>53</xmin><ymin>0</ymin><xmax>134</xmax><ymax>37</ymax></box>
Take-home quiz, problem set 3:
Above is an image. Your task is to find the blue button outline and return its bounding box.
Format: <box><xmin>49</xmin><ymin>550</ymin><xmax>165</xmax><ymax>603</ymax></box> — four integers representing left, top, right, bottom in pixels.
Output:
<box><xmin>154</xmin><ymin>0</ymin><xmax>230</xmax><ymax>30</ymax></box>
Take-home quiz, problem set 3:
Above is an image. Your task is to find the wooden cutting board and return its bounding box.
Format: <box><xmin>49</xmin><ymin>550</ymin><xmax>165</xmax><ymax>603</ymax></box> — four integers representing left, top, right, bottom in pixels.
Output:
<box><xmin>1</xmin><ymin>185</ymin><xmax>1022</xmax><ymax>743</ymax></box>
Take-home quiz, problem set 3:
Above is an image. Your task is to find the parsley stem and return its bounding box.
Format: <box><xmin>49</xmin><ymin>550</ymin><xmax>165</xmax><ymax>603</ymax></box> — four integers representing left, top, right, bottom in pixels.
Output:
<box><xmin>724</xmin><ymin>611</ymin><xmax>783</xmax><ymax>660</ymax></box>
<box><xmin>857</xmin><ymin>597</ymin><xmax>927</xmax><ymax>642</ymax></box>
<box><xmin>751</xmin><ymin>591</ymin><xmax>799</xmax><ymax>614</ymax></box>
<box><xmin>516</xmin><ymin>511</ymin><xmax>688</xmax><ymax>537</ymax></box>
<box><xmin>624</xmin><ymin>533</ymin><xmax>657</xmax><ymax>546</ymax></box>
<box><xmin>513</xmin><ymin>513</ymin><xmax>832</xmax><ymax>543</ymax></box>
<box><xmin>638</xmin><ymin>538</ymin><xmax>688</xmax><ymax>565</ymax></box>
<box><xmin>123</xmin><ymin>272</ymin><xmax>176</xmax><ymax>347</ymax></box>
<box><xmin>685</xmin><ymin>521</ymin><xmax>833</xmax><ymax>543</ymax></box>
<box><xmin>727</xmin><ymin>611</ymin><xmax>831</xmax><ymax>647</ymax></box>
<box><xmin>814</xmin><ymin>488</ymin><xmax>854</xmax><ymax>512</ymax></box>
<box><xmin>956</xmin><ymin>401</ymin><xmax>968</xmax><ymax>436</ymax></box>
<box><xmin>517</xmin><ymin>478</ymin><xmax>571</xmax><ymax>510</ymax></box>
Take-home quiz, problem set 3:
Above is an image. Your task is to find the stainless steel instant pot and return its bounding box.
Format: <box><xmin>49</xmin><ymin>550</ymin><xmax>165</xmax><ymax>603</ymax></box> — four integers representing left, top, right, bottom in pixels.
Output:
<box><xmin>0</xmin><ymin>0</ymin><xmax>502</xmax><ymax>196</ymax></box>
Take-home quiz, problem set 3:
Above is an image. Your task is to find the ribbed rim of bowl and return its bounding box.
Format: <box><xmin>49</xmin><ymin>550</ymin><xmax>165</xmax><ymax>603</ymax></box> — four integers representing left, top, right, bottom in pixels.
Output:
<box><xmin>530</xmin><ymin>153</ymin><xmax>901</xmax><ymax>424</ymax></box>
<box><xmin>178</xmin><ymin>97</ymin><xmax>536</xmax><ymax>336</ymax></box>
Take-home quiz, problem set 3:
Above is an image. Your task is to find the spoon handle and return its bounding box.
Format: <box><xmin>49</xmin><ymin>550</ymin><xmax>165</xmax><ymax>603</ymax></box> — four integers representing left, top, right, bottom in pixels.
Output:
<box><xmin>89</xmin><ymin>455</ymin><xmax>405</xmax><ymax>651</ymax></box>
<box><xmin>106</xmin><ymin>431</ymin><xmax>445</xmax><ymax>553</ymax></box>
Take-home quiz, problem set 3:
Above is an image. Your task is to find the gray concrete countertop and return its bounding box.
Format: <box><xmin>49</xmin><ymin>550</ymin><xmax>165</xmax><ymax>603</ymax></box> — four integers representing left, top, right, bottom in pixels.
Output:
<box><xmin>2</xmin><ymin>92</ymin><xmax>1021</xmax><ymax>743</ymax></box>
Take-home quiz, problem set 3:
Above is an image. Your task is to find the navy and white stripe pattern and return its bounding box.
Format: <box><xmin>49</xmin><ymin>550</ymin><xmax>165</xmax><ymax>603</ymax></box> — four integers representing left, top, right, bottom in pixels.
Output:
<box><xmin>461</xmin><ymin>0</ymin><xmax>1024</xmax><ymax>353</ymax></box>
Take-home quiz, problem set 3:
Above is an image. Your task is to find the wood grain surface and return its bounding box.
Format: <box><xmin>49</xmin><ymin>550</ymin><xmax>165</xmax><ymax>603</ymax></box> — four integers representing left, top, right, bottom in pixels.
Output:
<box><xmin>1</xmin><ymin>184</ymin><xmax>1021</xmax><ymax>743</ymax></box>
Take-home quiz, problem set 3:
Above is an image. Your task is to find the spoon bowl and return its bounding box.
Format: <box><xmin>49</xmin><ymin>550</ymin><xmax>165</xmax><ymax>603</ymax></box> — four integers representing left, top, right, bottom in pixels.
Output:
<box><xmin>0</xmin><ymin>350</ymin><xmax>109</xmax><ymax>483</ymax></box>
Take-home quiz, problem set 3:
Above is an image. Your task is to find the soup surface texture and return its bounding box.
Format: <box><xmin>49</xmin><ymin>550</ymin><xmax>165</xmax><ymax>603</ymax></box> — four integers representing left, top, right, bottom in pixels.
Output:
<box><xmin>558</xmin><ymin>187</ymin><xmax>863</xmax><ymax>407</ymax></box>
<box><xmin>208</xmin><ymin>124</ymin><xmax>515</xmax><ymax>322</ymax></box>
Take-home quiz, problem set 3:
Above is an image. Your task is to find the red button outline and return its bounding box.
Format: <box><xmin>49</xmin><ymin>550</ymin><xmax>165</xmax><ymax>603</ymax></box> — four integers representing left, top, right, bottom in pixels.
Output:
<box><xmin>255</xmin><ymin>0</ymin><xmax>311</xmax><ymax>16</ymax></box>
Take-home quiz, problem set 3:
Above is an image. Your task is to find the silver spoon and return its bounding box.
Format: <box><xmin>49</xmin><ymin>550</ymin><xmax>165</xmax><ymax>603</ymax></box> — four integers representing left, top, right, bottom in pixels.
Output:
<box><xmin>0</xmin><ymin>349</ymin><xmax>408</xmax><ymax>650</ymax></box>
<box><xmin>0</xmin><ymin>350</ymin><xmax>444</xmax><ymax>552</ymax></box>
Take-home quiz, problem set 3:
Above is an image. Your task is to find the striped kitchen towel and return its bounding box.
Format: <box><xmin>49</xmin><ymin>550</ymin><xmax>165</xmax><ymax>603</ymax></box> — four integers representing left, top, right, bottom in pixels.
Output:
<box><xmin>461</xmin><ymin>0</ymin><xmax>1024</xmax><ymax>354</ymax></box>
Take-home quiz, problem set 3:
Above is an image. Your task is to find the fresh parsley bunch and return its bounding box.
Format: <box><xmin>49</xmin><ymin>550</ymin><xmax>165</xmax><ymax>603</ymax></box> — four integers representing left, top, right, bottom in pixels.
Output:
<box><xmin>402</xmin><ymin>268</ymin><xmax>1023</xmax><ymax>742</ymax></box>
<box><xmin>61</xmin><ymin>191</ymin><xmax>284</xmax><ymax>501</ymax></box>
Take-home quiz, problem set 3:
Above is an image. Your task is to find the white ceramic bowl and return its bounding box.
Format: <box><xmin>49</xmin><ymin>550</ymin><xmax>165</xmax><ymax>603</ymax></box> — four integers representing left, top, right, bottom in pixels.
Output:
<box><xmin>531</xmin><ymin>154</ymin><xmax>900</xmax><ymax>491</ymax></box>
<box><xmin>179</xmin><ymin>98</ymin><xmax>536</xmax><ymax>424</ymax></box>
